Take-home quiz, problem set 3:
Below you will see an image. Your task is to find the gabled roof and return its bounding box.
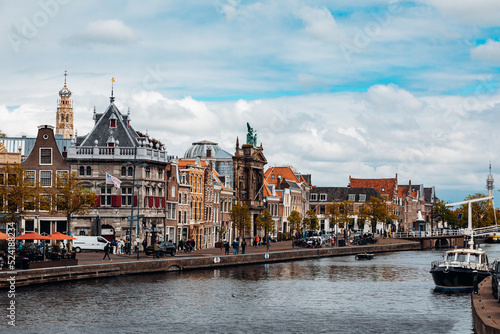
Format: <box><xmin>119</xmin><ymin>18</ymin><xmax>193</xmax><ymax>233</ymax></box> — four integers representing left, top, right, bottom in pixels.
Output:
<box><xmin>264</xmin><ymin>166</ymin><xmax>300</xmax><ymax>185</ymax></box>
<box><xmin>80</xmin><ymin>102</ymin><xmax>139</xmax><ymax>147</ymax></box>
<box><xmin>349</xmin><ymin>176</ymin><xmax>397</xmax><ymax>201</ymax></box>
<box><xmin>177</xmin><ymin>158</ymin><xmax>208</xmax><ymax>169</ymax></box>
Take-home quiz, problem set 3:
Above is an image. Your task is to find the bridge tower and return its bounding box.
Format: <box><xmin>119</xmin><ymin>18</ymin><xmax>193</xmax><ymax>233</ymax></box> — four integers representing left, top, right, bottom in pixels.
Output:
<box><xmin>487</xmin><ymin>163</ymin><xmax>494</xmax><ymax>198</ymax></box>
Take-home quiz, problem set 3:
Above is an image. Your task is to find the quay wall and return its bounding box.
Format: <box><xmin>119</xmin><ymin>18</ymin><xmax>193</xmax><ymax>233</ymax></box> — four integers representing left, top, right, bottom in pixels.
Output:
<box><xmin>472</xmin><ymin>276</ymin><xmax>500</xmax><ymax>334</ymax></box>
<box><xmin>0</xmin><ymin>242</ymin><xmax>420</xmax><ymax>289</ymax></box>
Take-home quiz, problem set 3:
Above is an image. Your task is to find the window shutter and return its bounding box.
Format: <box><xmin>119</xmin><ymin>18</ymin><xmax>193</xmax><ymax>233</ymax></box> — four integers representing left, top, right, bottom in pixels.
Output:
<box><xmin>134</xmin><ymin>196</ymin><xmax>138</xmax><ymax>207</ymax></box>
<box><xmin>162</xmin><ymin>197</ymin><xmax>166</xmax><ymax>208</ymax></box>
<box><xmin>149</xmin><ymin>196</ymin><xmax>154</xmax><ymax>207</ymax></box>
<box><xmin>156</xmin><ymin>197</ymin><xmax>160</xmax><ymax>208</ymax></box>
<box><xmin>111</xmin><ymin>195</ymin><xmax>121</xmax><ymax>207</ymax></box>
<box><xmin>94</xmin><ymin>196</ymin><xmax>101</xmax><ymax>207</ymax></box>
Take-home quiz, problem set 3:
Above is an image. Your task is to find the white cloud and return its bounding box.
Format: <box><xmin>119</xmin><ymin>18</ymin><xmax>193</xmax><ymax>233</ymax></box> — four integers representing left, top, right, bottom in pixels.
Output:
<box><xmin>425</xmin><ymin>0</ymin><xmax>500</xmax><ymax>26</ymax></box>
<box><xmin>71</xmin><ymin>19</ymin><xmax>138</xmax><ymax>46</ymax></box>
<box><xmin>299</xmin><ymin>6</ymin><xmax>344</xmax><ymax>43</ymax></box>
<box><xmin>338</xmin><ymin>127</ymin><xmax>367</xmax><ymax>145</ymax></box>
<box><xmin>471</xmin><ymin>40</ymin><xmax>500</xmax><ymax>64</ymax></box>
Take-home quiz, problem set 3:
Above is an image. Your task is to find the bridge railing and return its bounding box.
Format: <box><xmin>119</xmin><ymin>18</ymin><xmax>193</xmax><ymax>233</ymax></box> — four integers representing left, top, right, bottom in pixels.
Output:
<box><xmin>394</xmin><ymin>230</ymin><xmax>462</xmax><ymax>238</ymax></box>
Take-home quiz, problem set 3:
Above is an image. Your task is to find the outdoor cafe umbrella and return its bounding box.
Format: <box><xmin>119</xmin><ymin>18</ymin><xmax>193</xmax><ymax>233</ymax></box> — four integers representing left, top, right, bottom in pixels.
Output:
<box><xmin>0</xmin><ymin>231</ymin><xmax>13</xmax><ymax>240</ymax></box>
<box><xmin>46</xmin><ymin>232</ymin><xmax>76</xmax><ymax>241</ymax></box>
<box><xmin>15</xmin><ymin>232</ymin><xmax>49</xmax><ymax>240</ymax></box>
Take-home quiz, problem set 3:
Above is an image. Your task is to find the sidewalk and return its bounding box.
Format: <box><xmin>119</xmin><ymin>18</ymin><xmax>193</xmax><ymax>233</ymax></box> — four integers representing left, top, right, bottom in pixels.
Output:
<box><xmin>75</xmin><ymin>238</ymin><xmax>410</xmax><ymax>265</ymax></box>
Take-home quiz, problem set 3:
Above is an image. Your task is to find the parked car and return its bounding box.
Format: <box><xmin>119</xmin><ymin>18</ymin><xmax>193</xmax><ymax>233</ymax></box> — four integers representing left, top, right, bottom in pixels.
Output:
<box><xmin>306</xmin><ymin>236</ymin><xmax>323</xmax><ymax>247</ymax></box>
<box><xmin>145</xmin><ymin>242</ymin><xmax>176</xmax><ymax>257</ymax></box>
<box><xmin>492</xmin><ymin>259</ymin><xmax>500</xmax><ymax>301</ymax></box>
<box><xmin>73</xmin><ymin>236</ymin><xmax>110</xmax><ymax>253</ymax></box>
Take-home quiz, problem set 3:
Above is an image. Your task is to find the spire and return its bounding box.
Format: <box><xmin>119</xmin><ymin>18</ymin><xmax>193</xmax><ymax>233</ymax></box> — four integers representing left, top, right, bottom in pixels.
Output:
<box><xmin>236</xmin><ymin>136</ymin><xmax>239</xmax><ymax>148</ymax></box>
<box><xmin>110</xmin><ymin>77</ymin><xmax>115</xmax><ymax>103</ymax></box>
<box><xmin>64</xmin><ymin>70</ymin><xmax>67</xmax><ymax>83</ymax></box>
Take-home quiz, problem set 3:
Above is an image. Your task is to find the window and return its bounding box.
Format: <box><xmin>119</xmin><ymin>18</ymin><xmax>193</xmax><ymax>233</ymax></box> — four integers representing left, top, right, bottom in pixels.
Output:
<box><xmin>167</xmin><ymin>203</ymin><xmax>176</xmax><ymax>220</ymax></box>
<box><xmin>40</xmin><ymin>148</ymin><xmax>52</xmax><ymax>165</ymax></box>
<box><xmin>110</xmin><ymin>119</ymin><xmax>116</xmax><ymax>127</ymax></box>
<box><xmin>25</xmin><ymin>199</ymin><xmax>35</xmax><ymax>211</ymax></box>
<box><xmin>271</xmin><ymin>174</ymin><xmax>275</xmax><ymax>179</ymax></box>
<box><xmin>121</xmin><ymin>167</ymin><xmax>126</xmax><ymax>176</ymax></box>
<box><xmin>121</xmin><ymin>187</ymin><xmax>132</xmax><ymax>206</ymax></box>
<box><xmin>178</xmin><ymin>194</ymin><xmax>182</xmax><ymax>203</ymax></box>
<box><xmin>79</xmin><ymin>166</ymin><xmax>85</xmax><ymax>176</ymax></box>
<box><xmin>310</xmin><ymin>193</ymin><xmax>317</xmax><ymax>201</ymax></box>
<box><xmin>348</xmin><ymin>194</ymin><xmax>356</xmax><ymax>201</ymax></box>
<box><xmin>381</xmin><ymin>188</ymin><xmax>385</xmax><ymax>192</ymax></box>
<box><xmin>26</xmin><ymin>171</ymin><xmax>35</xmax><ymax>185</ymax></box>
<box><xmin>86</xmin><ymin>166</ymin><xmax>92</xmax><ymax>176</ymax></box>
<box><xmin>146</xmin><ymin>167</ymin><xmax>151</xmax><ymax>178</ymax></box>
<box><xmin>128</xmin><ymin>167</ymin><xmax>133</xmax><ymax>176</ymax></box>
<box><xmin>40</xmin><ymin>194</ymin><xmax>51</xmax><ymax>211</ymax></box>
<box><xmin>319</xmin><ymin>193</ymin><xmax>327</xmax><ymax>201</ymax></box>
<box><xmin>359</xmin><ymin>194</ymin><xmax>366</xmax><ymax>202</ymax></box>
<box><xmin>100</xmin><ymin>187</ymin><xmax>111</xmax><ymax>206</ymax></box>
<box><xmin>40</xmin><ymin>171</ymin><xmax>52</xmax><ymax>187</ymax></box>
<box><xmin>25</xmin><ymin>220</ymin><xmax>34</xmax><ymax>231</ymax></box>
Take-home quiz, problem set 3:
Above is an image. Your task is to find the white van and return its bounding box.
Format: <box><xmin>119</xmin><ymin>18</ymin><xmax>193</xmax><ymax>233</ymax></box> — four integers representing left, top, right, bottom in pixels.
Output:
<box><xmin>73</xmin><ymin>236</ymin><xmax>110</xmax><ymax>253</ymax></box>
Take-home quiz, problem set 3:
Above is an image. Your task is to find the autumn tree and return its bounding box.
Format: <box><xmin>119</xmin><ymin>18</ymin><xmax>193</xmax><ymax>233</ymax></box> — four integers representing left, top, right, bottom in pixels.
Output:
<box><xmin>456</xmin><ymin>193</ymin><xmax>496</xmax><ymax>228</ymax></box>
<box><xmin>326</xmin><ymin>201</ymin><xmax>351</xmax><ymax>232</ymax></box>
<box><xmin>302</xmin><ymin>209</ymin><xmax>319</xmax><ymax>234</ymax></box>
<box><xmin>287</xmin><ymin>210</ymin><xmax>302</xmax><ymax>240</ymax></box>
<box><xmin>358</xmin><ymin>197</ymin><xmax>397</xmax><ymax>234</ymax></box>
<box><xmin>230</xmin><ymin>204</ymin><xmax>251</xmax><ymax>241</ymax></box>
<box><xmin>432</xmin><ymin>199</ymin><xmax>459</xmax><ymax>228</ymax></box>
<box><xmin>256</xmin><ymin>209</ymin><xmax>275</xmax><ymax>250</ymax></box>
<box><xmin>0</xmin><ymin>163</ymin><xmax>45</xmax><ymax>234</ymax></box>
<box><xmin>52</xmin><ymin>172</ymin><xmax>97</xmax><ymax>236</ymax></box>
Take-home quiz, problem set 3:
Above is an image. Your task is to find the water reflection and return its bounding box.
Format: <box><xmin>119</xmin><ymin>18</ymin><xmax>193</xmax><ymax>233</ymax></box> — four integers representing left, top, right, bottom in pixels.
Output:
<box><xmin>5</xmin><ymin>247</ymin><xmax>500</xmax><ymax>333</ymax></box>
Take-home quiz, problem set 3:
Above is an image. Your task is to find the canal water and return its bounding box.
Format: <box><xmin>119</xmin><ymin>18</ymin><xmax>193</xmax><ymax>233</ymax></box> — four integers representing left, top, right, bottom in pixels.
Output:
<box><xmin>5</xmin><ymin>244</ymin><xmax>500</xmax><ymax>334</ymax></box>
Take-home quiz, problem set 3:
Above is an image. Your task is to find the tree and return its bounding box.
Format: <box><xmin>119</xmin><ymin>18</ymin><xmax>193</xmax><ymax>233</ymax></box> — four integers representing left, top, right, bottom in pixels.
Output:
<box><xmin>457</xmin><ymin>193</ymin><xmax>496</xmax><ymax>228</ymax></box>
<box><xmin>0</xmin><ymin>163</ymin><xmax>45</xmax><ymax>234</ymax></box>
<box><xmin>287</xmin><ymin>210</ymin><xmax>302</xmax><ymax>239</ymax></box>
<box><xmin>358</xmin><ymin>197</ymin><xmax>396</xmax><ymax>234</ymax></box>
<box><xmin>0</xmin><ymin>130</ymin><xmax>6</xmax><ymax>138</ymax></box>
<box><xmin>325</xmin><ymin>201</ymin><xmax>351</xmax><ymax>232</ymax></box>
<box><xmin>230</xmin><ymin>204</ymin><xmax>251</xmax><ymax>241</ymax></box>
<box><xmin>432</xmin><ymin>199</ymin><xmax>459</xmax><ymax>228</ymax></box>
<box><xmin>302</xmin><ymin>209</ymin><xmax>319</xmax><ymax>234</ymax></box>
<box><xmin>256</xmin><ymin>209</ymin><xmax>275</xmax><ymax>251</ymax></box>
<box><xmin>52</xmin><ymin>172</ymin><xmax>97</xmax><ymax>236</ymax></box>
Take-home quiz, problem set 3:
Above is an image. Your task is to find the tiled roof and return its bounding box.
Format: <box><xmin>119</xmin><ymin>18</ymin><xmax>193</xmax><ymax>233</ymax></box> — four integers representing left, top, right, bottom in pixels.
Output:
<box><xmin>349</xmin><ymin>176</ymin><xmax>397</xmax><ymax>201</ymax></box>
<box><xmin>177</xmin><ymin>159</ymin><xmax>207</xmax><ymax>169</ymax></box>
<box><xmin>264</xmin><ymin>167</ymin><xmax>300</xmax><ymax>185</ymax></box>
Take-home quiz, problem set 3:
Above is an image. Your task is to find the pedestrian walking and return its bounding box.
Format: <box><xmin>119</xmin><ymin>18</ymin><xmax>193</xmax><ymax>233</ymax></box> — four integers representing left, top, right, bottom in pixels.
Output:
<box><xmin>232</xmin><ymin>240</ymin><xmax>239</xmax><ymax>254</ymax></box>
<box><xmin>241</xmin><ymin>240</ymin><xmax>247</xmax><ymax>254</ymax></box>
<box><xmin>153</xmin><ymin>242</ymin><xmax>160</xmax><ymax>259</ymax></box>
<box><xmin>142</xmin><ymin>239</ymin><xmax>147</xmax><ymax>253</ymax></box>
<box><xmin>224</xmin><ymin>240</ymin><xmax>230</xmax><ymax>255</ymax></box>
<box><xmin>256</xmin><ymin>235</ymin><xmax>260</xmax><ymax>247</ymax></box>
<box><xmin>102</xmin><ymin>243</ymin><xmax>111</xmax><ymax>260</ymax></box>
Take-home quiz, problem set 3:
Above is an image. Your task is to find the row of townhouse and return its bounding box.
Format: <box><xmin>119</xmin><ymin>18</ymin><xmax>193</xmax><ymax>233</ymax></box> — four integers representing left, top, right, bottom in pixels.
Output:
<box><xmin>307</xmin><ymin>175</ymin><xmax>437</xmax><ymax>234</ymax></box>
<box><xmin>0</xmin><ymin>78</ymin><xmax>240</xmax><ymax>248</ymax></box>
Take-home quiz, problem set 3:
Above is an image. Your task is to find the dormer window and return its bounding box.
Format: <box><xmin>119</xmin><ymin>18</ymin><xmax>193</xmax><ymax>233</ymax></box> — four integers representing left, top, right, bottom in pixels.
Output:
<box><xmin>109</xmin><ymin>113</ymin><xmax>118</xmax><ymax>128</ymax></box>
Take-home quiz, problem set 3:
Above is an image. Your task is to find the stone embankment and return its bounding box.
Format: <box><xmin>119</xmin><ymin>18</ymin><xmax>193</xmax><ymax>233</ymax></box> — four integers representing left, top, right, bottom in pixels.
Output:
<box><xmin>472</xmin><ymin>276</ymin><xmax>500</xmax><ymax>334</ymax></box>
<box><xmin>0</xmin><ymin>239</ymin><xmax>420</xmax><ymax>288</ymax></box>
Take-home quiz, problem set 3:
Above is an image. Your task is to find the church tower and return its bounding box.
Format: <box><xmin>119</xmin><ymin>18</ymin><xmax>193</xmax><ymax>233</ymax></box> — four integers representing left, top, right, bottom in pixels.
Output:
<box><xmin>55</xmin><ymin>71</ymin><xmax>74</xmax><ymax>139</ymax></box>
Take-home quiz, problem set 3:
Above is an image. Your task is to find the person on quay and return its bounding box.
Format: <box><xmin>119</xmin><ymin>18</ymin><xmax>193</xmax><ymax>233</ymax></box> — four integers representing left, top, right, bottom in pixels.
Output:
<box><xmin>255</xmin><ymin>235</ymin><xmax>260</xmax><ymax>247</ymax></box>
<box><xmin>153</xmin><ymin>242</ymin><xmax>160</xmax><ymax>259</ymax></box>
<box><xmin>142</xmin><ymin>238</ymin><xmax>147</xmax><ymax>253</ymax></box>
<box><xmin>178</xmin><ymin>239</ymin><xmax>184</xmax><ymax>251</ymax></box>
<box><xmin>112</xmin><ymin>239</ymin><xmax>118</xmax><ymax>254</ymax></box>
<box><xmin>224</xmin><ymin>240</ymin><xmax>230</xmax><ymax>255</ymax></box>
<box><xmin>102</xmin><ymin>243</ymin><xmax>111</xmax><ymax>261</ymax></box>
<box><xmin>241</xmin><ymin>240</ymin><xmax>247</xmax><ymax>254</ymax></box>
<box><xmin>232</xmin><ymin>239</ymin><xmax>239</xmax><ymax>255</ymax></box>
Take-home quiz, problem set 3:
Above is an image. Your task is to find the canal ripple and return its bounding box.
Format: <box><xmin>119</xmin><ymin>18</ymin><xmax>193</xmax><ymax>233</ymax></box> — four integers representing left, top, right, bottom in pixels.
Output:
<box><xmin>4</xmin><ymin>244</ymin><xmax>500</xmax><ymax>334</ymax></box>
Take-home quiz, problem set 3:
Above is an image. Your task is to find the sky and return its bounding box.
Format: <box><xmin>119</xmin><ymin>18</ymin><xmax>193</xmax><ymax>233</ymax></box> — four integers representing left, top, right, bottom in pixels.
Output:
<box><xmin>1</xmin><ymin>0</ymin><xmax>500</xmax><ymax>203</ymax></box>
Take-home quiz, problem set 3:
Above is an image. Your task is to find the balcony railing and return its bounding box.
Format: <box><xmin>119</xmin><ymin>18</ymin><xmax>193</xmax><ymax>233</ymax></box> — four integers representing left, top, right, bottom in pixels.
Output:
<box><xmin>67</xmin><ymin>146</ymin><xmax>168</xmax><ymax>163</ymax></box>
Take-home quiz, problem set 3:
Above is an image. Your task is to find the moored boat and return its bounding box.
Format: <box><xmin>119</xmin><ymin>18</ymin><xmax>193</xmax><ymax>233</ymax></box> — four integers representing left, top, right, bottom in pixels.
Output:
<box><xmin>429</xmin><ymin>195</ymin><xmax>494</xmax><ymax>291</ymax></box>
<box><xmin>485</xmin><ymin>233</ymin><xmax>500</xmax><ymax>243</ymax></box>
<box><xmin>355</xmin><ymin>253</ymin><xmax>374</xmax><ymax>260</ymax></box>
<box><xmin>430</xmin><ymin>247</ymin><xmax>490</xmax><ymax>291</ymax></box>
